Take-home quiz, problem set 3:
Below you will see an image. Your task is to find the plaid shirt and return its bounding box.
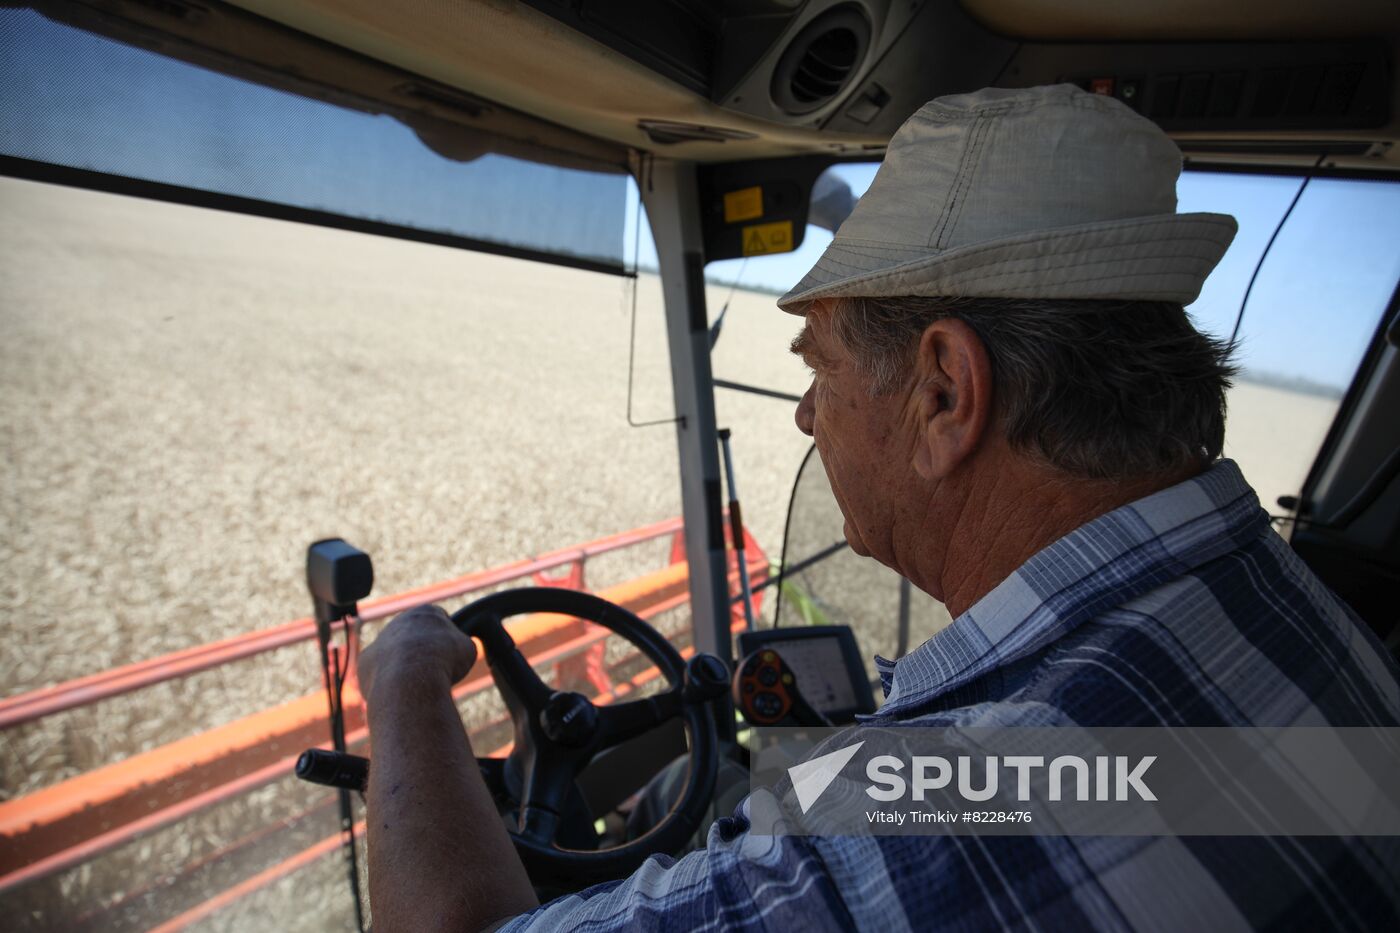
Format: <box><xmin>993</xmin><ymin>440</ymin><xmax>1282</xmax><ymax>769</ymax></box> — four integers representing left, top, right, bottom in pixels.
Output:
<box><xmin>499</xmin><ymin>460</ymin><xmax>1400</xmax><ymax>932</ymax></box>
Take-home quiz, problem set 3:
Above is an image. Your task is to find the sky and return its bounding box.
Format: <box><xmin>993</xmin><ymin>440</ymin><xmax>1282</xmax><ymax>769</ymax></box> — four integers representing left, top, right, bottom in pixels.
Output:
<box><xmin>627</xmin><ymin>164</ymin><xmax>1400</xmax><ymax>391</ymax></box>
<box><xmin>0</xmin><ymin>8</ymin><xmax>628</xmax><ymax>265</ymax></box>
<box><xmin>4</xmin><ymin>6</ymin><xmax>1397</xmax><ymax>390</ymax></box>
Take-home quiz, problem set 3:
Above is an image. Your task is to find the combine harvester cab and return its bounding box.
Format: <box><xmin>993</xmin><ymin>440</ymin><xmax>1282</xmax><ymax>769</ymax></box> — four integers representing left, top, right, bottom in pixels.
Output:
<box><xmin>3</xmin><ymin>0</ymin><xmax>1399</xmax><ymax>930</ymax></box>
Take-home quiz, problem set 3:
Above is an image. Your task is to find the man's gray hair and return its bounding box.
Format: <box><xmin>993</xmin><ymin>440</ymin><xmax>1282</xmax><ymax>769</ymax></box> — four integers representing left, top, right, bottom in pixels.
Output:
<box><xmin>826</xmin><ymin>296</ymin><xmax>1236</xmax><ymax>480</ymax></box>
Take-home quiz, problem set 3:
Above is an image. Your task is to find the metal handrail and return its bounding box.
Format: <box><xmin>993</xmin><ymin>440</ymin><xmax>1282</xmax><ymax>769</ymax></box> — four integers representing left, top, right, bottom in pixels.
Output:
<box><xmin>0</xmin><ymin>517</ymin><xmax>685</xmax><ymax>730</ymax></box>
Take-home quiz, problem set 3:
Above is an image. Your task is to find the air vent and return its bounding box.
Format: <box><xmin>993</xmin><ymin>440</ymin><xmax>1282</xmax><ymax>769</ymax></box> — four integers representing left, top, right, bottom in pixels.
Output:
<box><xmin>771</xmin><ymin>5</ymin><xmax>872</xmax><ymax>117</ymax></box>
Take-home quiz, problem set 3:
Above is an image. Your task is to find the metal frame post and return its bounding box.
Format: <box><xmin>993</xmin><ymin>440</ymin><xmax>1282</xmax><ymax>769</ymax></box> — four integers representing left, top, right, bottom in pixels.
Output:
<box><xmin>640</xmin><ymin>159</ymin><xmax>734</xmax><ymax>676</ymax></box>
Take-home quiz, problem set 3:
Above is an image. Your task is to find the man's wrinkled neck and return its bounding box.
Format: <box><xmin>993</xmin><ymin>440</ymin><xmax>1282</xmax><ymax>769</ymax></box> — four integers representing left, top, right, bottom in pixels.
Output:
<box><xmin>910</xmin><ymin>443</ymin><xmax>1200</xmax><ymax>619</ymax></box>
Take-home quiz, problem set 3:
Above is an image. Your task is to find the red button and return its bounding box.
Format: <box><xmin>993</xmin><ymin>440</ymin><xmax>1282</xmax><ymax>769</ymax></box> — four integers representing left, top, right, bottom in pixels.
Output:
<box><xmin>1090</xmin><ymin>77</ymin><xmax>1115</xmax><ymax>96</ymax></box>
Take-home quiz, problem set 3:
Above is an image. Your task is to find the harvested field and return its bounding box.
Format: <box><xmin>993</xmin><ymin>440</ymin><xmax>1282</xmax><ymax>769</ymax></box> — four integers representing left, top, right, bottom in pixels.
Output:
<box><xmin>0</xmin><ymin>175</ymin><xmax>813</xmax><ymax>785</ymax></box>
<box><xmin>0</xmin><ymin>176</ymin><xmax>1341</xmax><ymax>929</ymax></box>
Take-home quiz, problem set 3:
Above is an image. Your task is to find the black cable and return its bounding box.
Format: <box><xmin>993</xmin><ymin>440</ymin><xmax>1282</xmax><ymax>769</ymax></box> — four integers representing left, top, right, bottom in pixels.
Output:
<box><xmin>707</xmin><ymin>257</ymin><xmax>748</xmax><ymax>350</ymax></box>
<box><xmin>732</xmin><ymin>538</ymin><xmax>847</xmax><ymax>605</ymax></box>
<box><xmin>319</xmin><ymin>621</ymin><xmax>366</xmax><ymax>933</ymax></box>
<box><xmin>772</xmin><ymin>444</ymin><xmax>820</xmax><ymax>627</ymax></box>
<box><xmin>717</xmin><ymin>257</ymin><xmax>748</xmax><ymax>319</ymax></box>
<box><xmin>334</xmin><ymin>621</ymin><xmax>351</xmax><ymax>694</ymax></box>
<box><xmin>1228</xmin><ymin>154</ymin><xmax>1326</xmax><ymax>349</ymax></box>
<box><xmin>1223</xmin><ymin>156</ymin><xmax>1326</xmax><ymax>541</ymax></box>
<box><xmin>712</xmin><ymin>378</ymin><xmax>803</xmax><ymax>403</ymax></box>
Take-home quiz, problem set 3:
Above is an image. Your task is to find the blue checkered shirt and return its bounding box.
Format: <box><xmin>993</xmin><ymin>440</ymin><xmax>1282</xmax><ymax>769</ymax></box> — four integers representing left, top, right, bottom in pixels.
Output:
<box><xmin>499</xmin><ymin>460</ymin><xmax>1400</xmax><ymax>931</ymax></box>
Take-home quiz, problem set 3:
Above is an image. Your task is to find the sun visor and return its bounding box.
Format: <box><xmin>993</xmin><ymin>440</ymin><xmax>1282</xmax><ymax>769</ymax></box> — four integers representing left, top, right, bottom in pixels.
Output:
<box><xmin>0</xmin><ymin>7</ymin><xmax>629</xmax><ymax>275</ymax></box>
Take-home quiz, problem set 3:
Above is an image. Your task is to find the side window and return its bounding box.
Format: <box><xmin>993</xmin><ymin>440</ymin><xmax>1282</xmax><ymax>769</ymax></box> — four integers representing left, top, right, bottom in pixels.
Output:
<box><xmin>1177</xmin><ymin>172</ymin><xmax>1400</xmax><ymax>515</ymax></box>
<box><xmin>670</xmin><ymin>165</ymin><xmax>1400</xmax><ymax>669</ymax></box>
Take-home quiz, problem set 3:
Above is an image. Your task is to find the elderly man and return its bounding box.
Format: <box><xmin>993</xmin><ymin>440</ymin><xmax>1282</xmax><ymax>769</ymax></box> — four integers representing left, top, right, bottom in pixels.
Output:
<box><xmin>359</xmin><ymin>85</ymin><xmax>1400</xmax><ymax>932</ymax></box>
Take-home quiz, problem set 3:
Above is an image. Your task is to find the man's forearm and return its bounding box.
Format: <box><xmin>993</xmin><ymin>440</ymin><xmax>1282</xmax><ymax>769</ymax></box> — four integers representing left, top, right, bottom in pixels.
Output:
<box><xmin>365</xmin><ymin>665</ymin><xmax>539</xmax><ymax>932</ymax></box>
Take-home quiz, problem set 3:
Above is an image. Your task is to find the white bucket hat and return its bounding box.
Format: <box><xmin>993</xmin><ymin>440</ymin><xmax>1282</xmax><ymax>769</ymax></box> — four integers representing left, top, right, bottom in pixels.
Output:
<box><xmin>777</xmin><ymin>84</ymin><xmax>1237</xmax><ymax>312</ymax></box>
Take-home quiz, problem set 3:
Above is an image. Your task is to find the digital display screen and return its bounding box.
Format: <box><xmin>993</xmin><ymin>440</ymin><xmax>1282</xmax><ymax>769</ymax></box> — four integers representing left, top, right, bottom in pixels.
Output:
<box><xmin>772</xmin><ymin>636</ymin><xmax>859</xmax><ymax>714</ymax></box>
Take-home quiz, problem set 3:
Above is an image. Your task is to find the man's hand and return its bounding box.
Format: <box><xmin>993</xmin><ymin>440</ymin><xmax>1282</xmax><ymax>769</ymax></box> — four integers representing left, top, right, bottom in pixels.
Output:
<box><xmin>361</xmin><ymin>604</ymin><xmax>538</xmax><ymax>932</ymax></box>
<box><xmin>358</xmin><ymin>603</ymin><xmax>476</xmax><ymax>703</ymax></box>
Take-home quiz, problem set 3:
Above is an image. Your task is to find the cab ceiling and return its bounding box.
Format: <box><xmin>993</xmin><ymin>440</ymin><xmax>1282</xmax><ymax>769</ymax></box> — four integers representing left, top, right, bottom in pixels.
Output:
<box><xmin>226</xmin><ymin>0</ymin><xmax>880</xmax><ymax>163</ymax></box>
<box><xmin>211</xmin><ymin>0</ymin><xmax>1400</xmax><ymax>170</ymax></box>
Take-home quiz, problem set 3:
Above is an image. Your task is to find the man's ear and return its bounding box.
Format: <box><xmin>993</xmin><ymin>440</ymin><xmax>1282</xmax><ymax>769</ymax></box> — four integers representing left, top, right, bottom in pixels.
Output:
<box><xmin>910</xmin><ymin>318</ymin><xmax>994</xmax><ymax>480</ymax></box>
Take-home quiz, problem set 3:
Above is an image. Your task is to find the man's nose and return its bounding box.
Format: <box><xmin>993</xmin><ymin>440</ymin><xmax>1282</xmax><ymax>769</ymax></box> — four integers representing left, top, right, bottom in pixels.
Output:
<box><xmin>795</xmin><ymin>383</ymin><xmax>815</xmax><ymax>436</ymax></box>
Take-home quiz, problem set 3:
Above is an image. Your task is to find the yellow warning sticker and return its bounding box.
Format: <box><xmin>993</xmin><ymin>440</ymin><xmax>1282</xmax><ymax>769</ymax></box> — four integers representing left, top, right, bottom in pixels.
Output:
<box><xmin>741</xmin><ymin>220</ymin><xmax>794</xmax><ymax>257</ymax></box>
<box><xmin>723</xmin><ymin>186</ymin><xmax>764</xmax><ymax>223</ymax></box>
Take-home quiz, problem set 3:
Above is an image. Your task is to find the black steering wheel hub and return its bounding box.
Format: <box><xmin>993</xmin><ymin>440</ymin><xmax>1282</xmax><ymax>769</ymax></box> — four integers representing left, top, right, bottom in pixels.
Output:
<box><xmin>539</xmin><ymin>691</ymin><xmax>599</xmax><ymax>747</ymax></box>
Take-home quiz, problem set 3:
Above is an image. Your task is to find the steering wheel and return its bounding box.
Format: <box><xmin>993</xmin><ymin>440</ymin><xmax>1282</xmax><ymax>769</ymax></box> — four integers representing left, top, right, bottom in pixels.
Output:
<box><xmin>451</xmin><ymin>587</ymin><xmax>724</xmax><ymax>887</ymax></box>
